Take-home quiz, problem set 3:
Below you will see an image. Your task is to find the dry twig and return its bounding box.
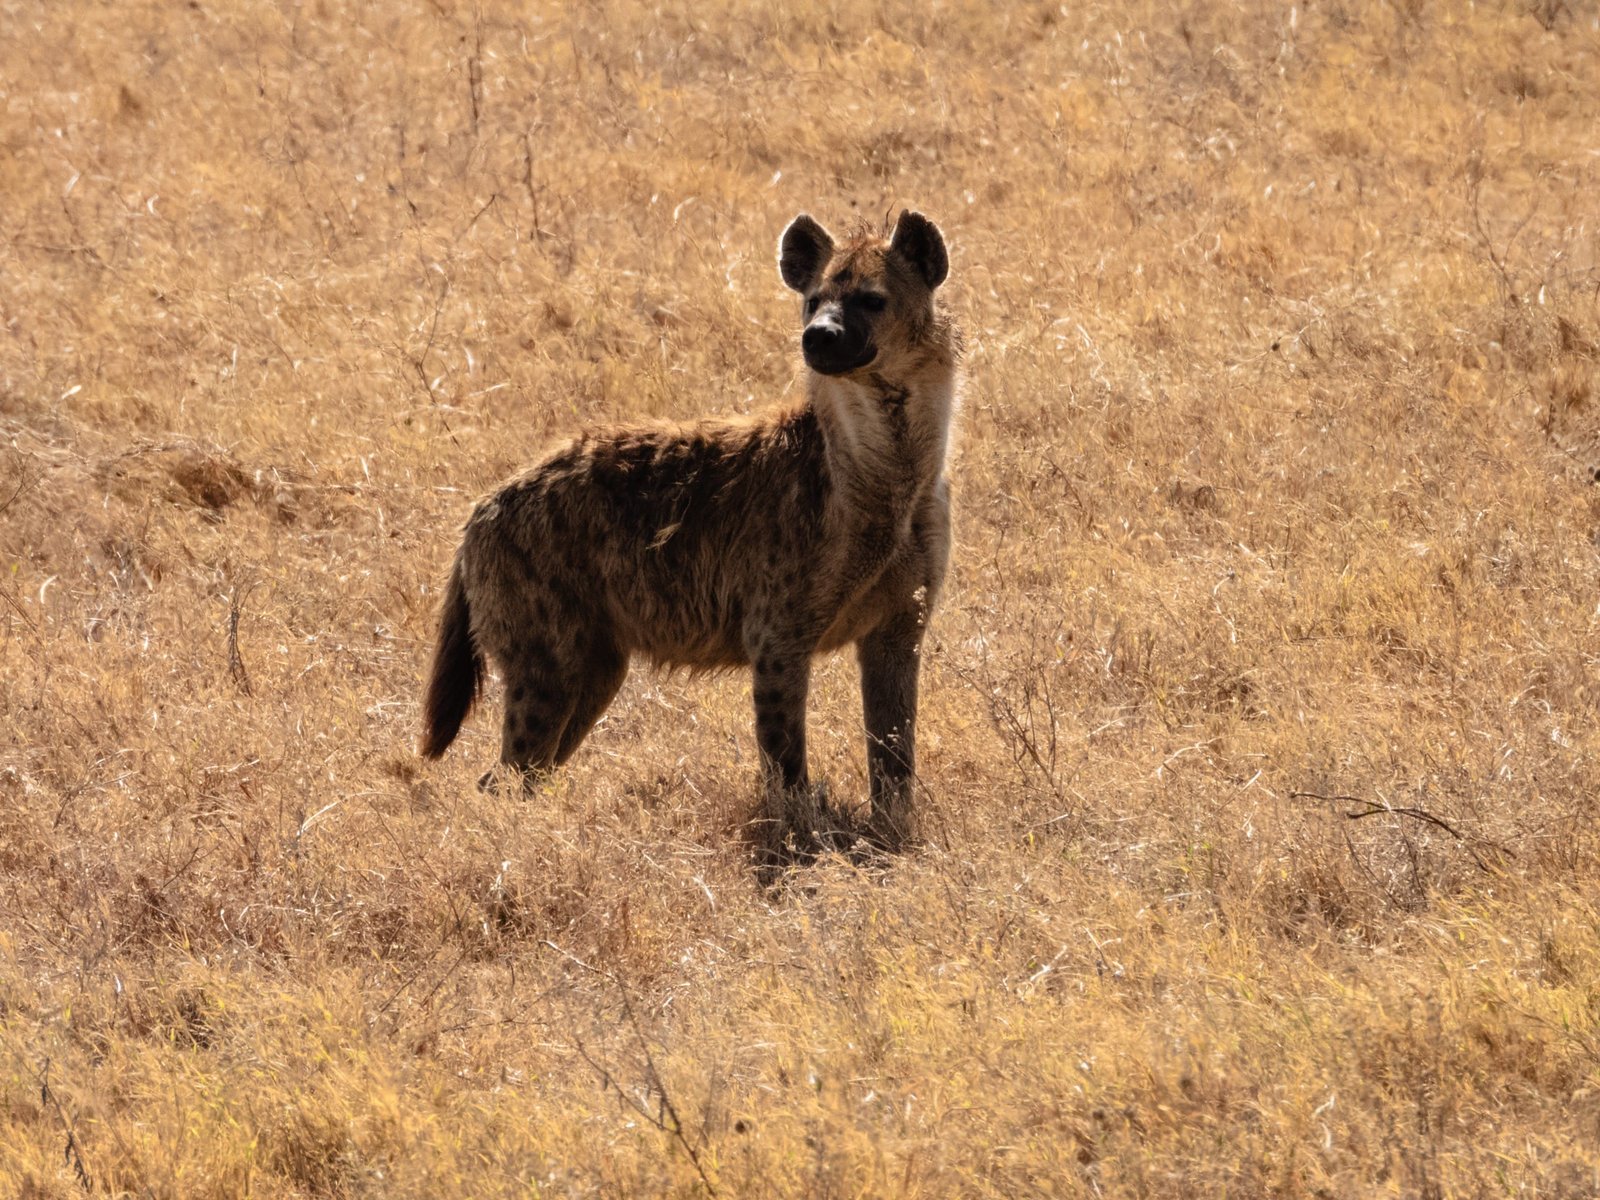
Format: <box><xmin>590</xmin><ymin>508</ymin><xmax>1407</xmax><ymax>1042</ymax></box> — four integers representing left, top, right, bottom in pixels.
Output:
<box><xmin>1291</xmin><ymin>791</ymin><xmax>1515</xmax><ymax>872</ymax></box>
<box><xmin>546</xmin><ymin>940</ymin><xmax>720</xmax><ymax>1197</ymax></box>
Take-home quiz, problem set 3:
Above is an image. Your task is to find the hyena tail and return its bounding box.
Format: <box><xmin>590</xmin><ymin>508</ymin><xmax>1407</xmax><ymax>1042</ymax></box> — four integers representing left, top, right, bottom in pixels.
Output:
<box><xmin>420</xmin><ymin>558</ymin><xmax>482</xmax><ymax>759</ymax></box>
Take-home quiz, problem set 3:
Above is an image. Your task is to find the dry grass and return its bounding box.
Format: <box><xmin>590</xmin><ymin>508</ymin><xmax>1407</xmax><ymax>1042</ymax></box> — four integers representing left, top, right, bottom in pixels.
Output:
<box><xmin>4</xmin><ymin>0</ymin><xmax>1600</xmax><ymax>1195</ymax></box>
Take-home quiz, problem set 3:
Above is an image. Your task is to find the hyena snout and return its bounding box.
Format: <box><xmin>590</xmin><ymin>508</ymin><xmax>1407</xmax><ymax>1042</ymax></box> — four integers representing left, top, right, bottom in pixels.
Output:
<box><xmin>802</xmin><ymin>302</ymin><xmax>875</xmax><ymax>376</ymax></box>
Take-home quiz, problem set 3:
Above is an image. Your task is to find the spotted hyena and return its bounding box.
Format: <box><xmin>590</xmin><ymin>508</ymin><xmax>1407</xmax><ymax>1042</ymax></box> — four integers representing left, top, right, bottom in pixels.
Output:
<box><xmin>420</xmin><ymin>209</ymin><xmax>960</xmax><ymax>855</ymax></box>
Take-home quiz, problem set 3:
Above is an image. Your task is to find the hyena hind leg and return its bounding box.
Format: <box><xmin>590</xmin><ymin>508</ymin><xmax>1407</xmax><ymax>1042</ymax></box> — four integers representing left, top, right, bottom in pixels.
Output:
<box><xmin>479</xmin><ymin>637</ymin><xmax>630</xmax><ymax>791</ymax></box>
<box><xmin>480</xmin><ymin>646</ymin><xmax>579</xmax><ymax>792</ymax></box>
<box><xmin>553</xmin><ymin>638</ymin><xmax>629</xmax><ymax>765</ymax></box>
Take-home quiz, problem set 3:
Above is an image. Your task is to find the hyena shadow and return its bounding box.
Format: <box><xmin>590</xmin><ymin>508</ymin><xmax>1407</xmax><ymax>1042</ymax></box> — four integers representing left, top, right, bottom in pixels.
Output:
<box><xmin>422</xmin><ymin>209</ymin><xmax>961</xmax><ymax>869</ymax></box>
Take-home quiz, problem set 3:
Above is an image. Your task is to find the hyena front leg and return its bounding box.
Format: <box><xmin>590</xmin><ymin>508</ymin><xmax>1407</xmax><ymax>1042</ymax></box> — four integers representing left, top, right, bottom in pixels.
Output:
<box><xmin>857</xmin><ymin>608</ymin><xmax>927</xmax><ymax>849</ymax></box>
<box><xmin>750</xmin><ymin>646</ymin><xmax>816</xmax><ymax>858</ymax></box>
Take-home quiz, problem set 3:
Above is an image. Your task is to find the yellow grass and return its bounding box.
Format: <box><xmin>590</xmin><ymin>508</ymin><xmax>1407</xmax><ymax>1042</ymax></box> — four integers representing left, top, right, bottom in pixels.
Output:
<box><xmin>4</xmin><ymin>0</ymin><xmax>1600</xmax><ymax>1195</ymax></box>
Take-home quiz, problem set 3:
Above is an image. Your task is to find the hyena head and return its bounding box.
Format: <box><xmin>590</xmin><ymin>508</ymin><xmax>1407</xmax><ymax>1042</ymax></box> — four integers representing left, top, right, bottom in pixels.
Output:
<box><xmin>779</xmin><ymin>209</ymin><xmax>949</xmax><ymax>378</ymax></box>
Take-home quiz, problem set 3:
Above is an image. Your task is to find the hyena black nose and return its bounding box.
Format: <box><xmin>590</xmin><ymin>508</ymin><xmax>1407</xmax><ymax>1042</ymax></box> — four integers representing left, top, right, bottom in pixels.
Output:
<box><xmin>802</xmin><ymin>314</ymin><xmax>842</xmax><ymax>358</ymax></box>
<box><xmin>801</xmin><ymin>302</ymin><xmax>874</xmax><ymax>375</ymax></box>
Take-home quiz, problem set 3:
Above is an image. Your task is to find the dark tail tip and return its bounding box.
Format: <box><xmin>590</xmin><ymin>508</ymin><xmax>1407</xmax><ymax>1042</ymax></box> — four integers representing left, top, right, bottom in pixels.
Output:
<box><xmin>420</xmin><ymin>561</ymin><xmax>481</xmax><ymax>759</ymax></box>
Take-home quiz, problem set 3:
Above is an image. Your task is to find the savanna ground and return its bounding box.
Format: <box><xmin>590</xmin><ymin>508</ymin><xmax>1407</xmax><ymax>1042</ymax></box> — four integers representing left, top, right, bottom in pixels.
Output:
<box><xmin>3</xmin><ymin>1</ymin><xmax>1600</xmax><ymax>1195</ymax></box>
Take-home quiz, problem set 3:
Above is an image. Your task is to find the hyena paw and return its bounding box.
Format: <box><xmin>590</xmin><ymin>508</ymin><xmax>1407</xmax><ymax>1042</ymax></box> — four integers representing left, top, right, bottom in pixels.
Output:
<box><xmin>865</xmin><ymin>799</ymin><xmax>917</xmax><ymax>853</ymax></box>
<box><xmin>754</xmin><ymin>781</ymin><xmax>829</xmax><ymax>869</ymax></box>
<box><xmin>478</xmin><ymin>765</ymin><xmax>539</xmax><ymax>796</ymax></box>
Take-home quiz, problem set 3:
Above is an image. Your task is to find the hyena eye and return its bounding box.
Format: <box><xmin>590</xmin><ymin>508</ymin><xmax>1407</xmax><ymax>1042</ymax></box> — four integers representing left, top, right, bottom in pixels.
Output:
<box><xmin>857</xmin><ymin>292</ymin><xmax>888</xmax><ymax>313</ymax></box>
<box><xmin>804</xmin><ymin>296</ymin><xmax>820</xmax><ymax>317</ymax></box>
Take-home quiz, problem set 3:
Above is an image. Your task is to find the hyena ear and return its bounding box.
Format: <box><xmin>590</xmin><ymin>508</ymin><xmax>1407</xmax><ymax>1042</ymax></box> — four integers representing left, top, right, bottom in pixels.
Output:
<box><xmin>889</xmin><ymin>209</ymin><xmax>948</xmax><ymax>290</ymax></box>
<box><xmin>779</xmin><ymin>214</ymin><xmax>834</xmax><ymax>293</ymax></box>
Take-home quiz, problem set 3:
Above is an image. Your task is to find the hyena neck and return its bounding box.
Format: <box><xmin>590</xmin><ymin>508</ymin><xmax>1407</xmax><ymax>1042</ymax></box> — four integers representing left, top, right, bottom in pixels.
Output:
<box><xmin>807</xmin><ymin>337</ymin><xmax>959</xmax><ymax>500</ymax></box>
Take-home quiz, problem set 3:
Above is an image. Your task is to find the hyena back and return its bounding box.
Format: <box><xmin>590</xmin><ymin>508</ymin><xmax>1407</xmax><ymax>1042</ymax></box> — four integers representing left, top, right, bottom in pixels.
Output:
<box><xmin>421</xmin><ymin>209</ymin><xmax>960</xmax><ymax>853</ymax></box>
